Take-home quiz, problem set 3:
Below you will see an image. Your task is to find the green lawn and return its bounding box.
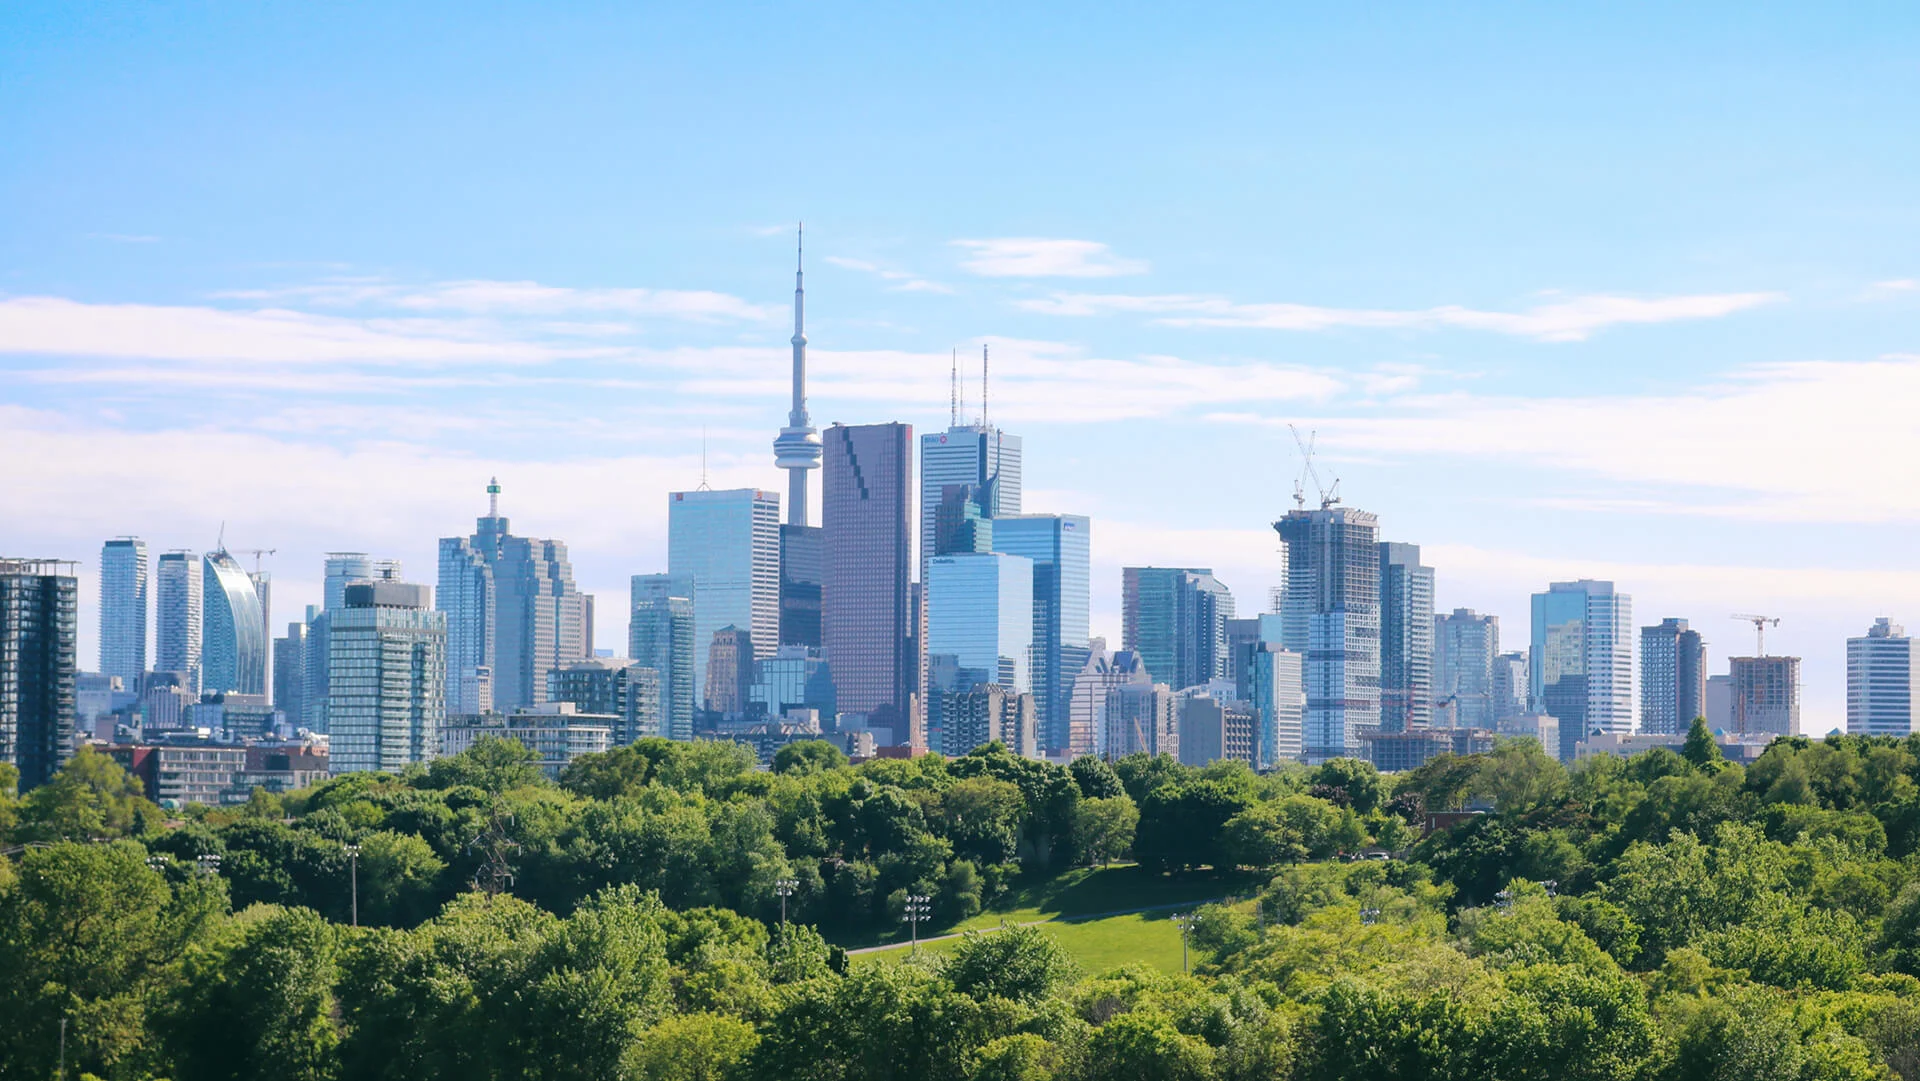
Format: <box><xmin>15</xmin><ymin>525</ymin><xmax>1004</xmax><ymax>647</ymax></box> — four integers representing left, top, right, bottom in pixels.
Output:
<box><xmin>852</xmin><ymin>907</ymin><xmax>1195</xmax><ymax>974</ymax></box>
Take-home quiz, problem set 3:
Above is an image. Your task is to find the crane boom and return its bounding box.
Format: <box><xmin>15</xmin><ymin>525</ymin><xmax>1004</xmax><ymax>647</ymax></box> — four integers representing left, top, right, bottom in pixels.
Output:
<box><xmin>1730</xmin><ymin>613</ymin><xmax>1780</xmax><ymax>656</ymax></box>
<box><xmin>1287</xmin><ymin>424</ymin><xmax>1342</xmax><ymax>509</ymax></box>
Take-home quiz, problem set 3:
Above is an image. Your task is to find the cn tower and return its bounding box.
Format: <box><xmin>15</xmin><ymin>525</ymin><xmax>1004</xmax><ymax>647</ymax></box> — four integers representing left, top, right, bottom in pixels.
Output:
<box><xmin>772</xmin><ymin>224</ymin><xmax>822</xmax><ymax>526</ymax></box>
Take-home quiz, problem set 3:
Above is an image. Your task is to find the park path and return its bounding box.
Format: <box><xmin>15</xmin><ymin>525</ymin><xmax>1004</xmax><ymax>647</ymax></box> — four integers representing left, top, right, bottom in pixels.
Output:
<box><xmin>846</xmin><ymin>896</ymin><xmax>1230</xmax><ymax>956</ymax></box>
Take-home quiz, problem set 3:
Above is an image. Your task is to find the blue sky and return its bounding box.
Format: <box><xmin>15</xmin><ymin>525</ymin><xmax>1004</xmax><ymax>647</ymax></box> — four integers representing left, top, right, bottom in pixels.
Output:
<box><xmin>5</xmin><ymin>3</ymin><xmax>1919</xmax><ymax>731</ymax></box>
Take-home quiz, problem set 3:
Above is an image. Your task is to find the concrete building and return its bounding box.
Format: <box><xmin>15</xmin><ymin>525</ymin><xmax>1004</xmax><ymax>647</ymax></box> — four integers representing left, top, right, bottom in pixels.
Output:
<box><xmin>201</xmin><ymin>548</ymin><xmax>267</xmax><ymax>697</ymax></box>
<box><xmin>99</xmin><ymin>538</ymin><xmax>148</xmax><ymax>684</ymax></box>
<box><xmin>703</xmin><ymin>626</ymin><xmax>756</xmax><ymax>717</ymax></box>
<box><xmin>110</xmin><ymin>740</ymin><xmax>247</xmax><ymax>806</ymax></box>
<box><xmin>1705</xmin><ymin>674</ymin><xmax>1733</xmax><ymax>730</ymax></box>
<box><xmin>439</xmin><ymin>479</ymin><xmax>591</xmax><ymax>713</ymax></box>
<box><xmin>1176</xmin><ymin>690</ymin><xmax>1254</xmax><ymax>767</ymax></box>
<box><xmin>1531</xmin><ymin>579</ymin><xmax>1635</xmax><ymax>760</ymax></box>
<box><xmin>1640</xmin><ymin>618</ymin><xmax>1706</xmax><ymax>736</ymax></box>
<box><xmin>1434</xmin><ymin>609</ymin><xmax>1499</xmax><ymax>730</ymax></box>
<box><xmin>1106</xmin><ymin>681</ymin><xmax>1179</xmax><ymax>760</ymax></box>
<box><xmin>668</xmin><ymin>487</ymin><xmax>781</xmax><ymax>698</ymax></box>
<box><xmin>1496</xmin><ymin>711</ymin><xmax>1560</xmax><ymax>756</ymax></box>
<box><xmin>307</xmin><ymin>553</ymin><xmax>403</xmax><ymax>732</ymax></box>
<box><xmin>328</xmin><ymin>577</ymin><xmax>446</xmax><ymax>774</ymax></box>
<box><xmin>1492</xmin><ymin>651</ymin><xmax>1529</xmax><ymax>721</ymax></box>
<box><xmin>1274</xmin><ymin>506</ymin><xmax>1381</xmax><ymax>763</ymax></box>
<box><xmin>1378</xmin><ymin>542</ymin><xmax>1434</xmax><ymax>731</ymax></box>
<box><xmin>629</xmin><ymin>575</ymin><xmax>696</xmax><ymax>740</ymax></box>
<box><xmin>1848</xmin><ymin>618</ymin><xmax>1914</xmax><ymax>736</ymax></box>
<box><xmin>1121</xmin><ymin>567</ymin><xmax>1234</xmax><ymax>694</ymax></box>
<box><xmin>0</xmin><ymin>559</ymin><xmax>78</xmax><ymax>789</ymax></box>
<box><xmin>273</xmin><ymin>619</ymin><xmax>307</xmax><ymax>726</ymax></box>
<box><xmin>938</xmin><ymin>683</ymin><xmax>1039</xmax><ymax>759</ymax></box>
<box><xmin>1578</xmin><ymin>730</ymin><xmax>1774</xmax><ymax>766</ymax></box>
<box><xmin>548</xmin><ymin>657</ymin><xmax>661</xmax><ymax>745</ymax></box>
<box><xmin>1730</xmin><ymin>654</ymin><xmax>1800</xmax><ymax>736</ymax></box>
<box><xmin>1362</xmin><ymin>726</ymin><xmax>1497</xmax><ymax>772</ymax></box>
<box><xmin>441</xmin><ymin>703</ymin><xmax>612</xmax><ymax>778</ymax></box>
<box><xmin>1068</xmin><ymin>639</ymin><xmax>1151</xmax><ymax>758</ymax></box>
<box><xmin>155</xmin><ymin>551</ymin><xmax>203</xmax><ymax>695</ymax></box>
<box><xmin>822</xmin><ymin>422</ymin><xmax>915</xmax><ymax>743</ymax></box>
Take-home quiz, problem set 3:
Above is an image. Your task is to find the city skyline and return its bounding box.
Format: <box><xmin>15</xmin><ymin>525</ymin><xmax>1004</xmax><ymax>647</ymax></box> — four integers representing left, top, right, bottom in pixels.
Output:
<box><xmin>5</xmin><ymin>6</ymin><xmax>1920</xmax><ymax>732</ymax></box>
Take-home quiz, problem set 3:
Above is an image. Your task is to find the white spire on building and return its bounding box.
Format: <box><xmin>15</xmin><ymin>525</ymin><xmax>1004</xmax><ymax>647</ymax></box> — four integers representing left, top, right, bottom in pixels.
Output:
<box><xmin>773</xmin><ymin>224</ymin><xmax>823</xmax><ymax>526</ymax></box>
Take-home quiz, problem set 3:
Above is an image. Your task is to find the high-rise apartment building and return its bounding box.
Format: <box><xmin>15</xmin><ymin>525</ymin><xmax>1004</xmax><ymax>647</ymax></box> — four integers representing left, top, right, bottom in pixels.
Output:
<box><xmin>1640</xmin><ymin>618</ymin><xmax>1706</xmax><ymax>736</ymax></box>
<box><xmin>822</xmin><ymin>422</ymin><xmax>914</xmax><ymax>740</ymax></box>
<box><xmin>548</xmin><ymin>657</ymin><xmax>662</xmax><ymax>745</ymax></box>
<box><xmin>1434</xmin><ymin>608</ymin><xmax>1499</xmax><ymax>730</ymax></box>
<box><xmin>1493</xmin><ymin>651</ymin><xmax>1529</xmax><ymax>721</ymax></box>
<box><xmin>274</xmin><ymin>619</ymin><xmax>308</xmax><ymax>727</ymax></box>
<box><xmin>99</xmin><ymin>538</ymin><xmax>148</xmax><ymax>683</ymax></box>
<box><xmin>704</xmin><ymin>626</ymin><xmax>756</xmax><ymax>717</ymax></box>
<box><xmin>1377</xmin><ymin>542</ymin><xmax>1434</xmax><ymax>731</ymax></box>
<box><xmin>439</xmin><ymin>480</ymin><xmax>590</xmax><ymax>713</ymax></box>
<box><xmin>201</xmin><ymin>548</ymin><xmax>267</xmax><ymax>696</ymax></box>
<box><xmin>667</xmin><ymin>488</ymin><xmax>781</xmax><ymax>700</ymax></box>
<box><xmin>0</xmin><ymin>559</ymin><xmax>78</xmax><ymax>790</ymax></box>
<box><xmin>939</xmin><ymin>684</ymin><xmax>1038</xmax><ymax>759</ymax></box>
<box><xmin>926</xmin><ymin>552</ymin><xmax>1033</xmax><ymax>754</ymax></box>
<box><xmin>1238</xmin><ymin>624</ymin><xmax>1306</xmax><ymax>767</ymax></box>
<box><xmin>1531</xmin><ymin>579</ymin><xmax>1634</xmax><ymax>760</ymax></box>
<box><xmin>630</xmin><ymin>574</ymin><xmax>696</xmax><ymax>740</ymax></box>
<box><xmin>328</xmin><ymin>577</ymin><xmax>446</xmax><ymax>774</ymax></box>
<box><xmin>1121</xmin><ymin>567</ymin><xmax>1234</xmax><ymax>693</ymax></box>
<box><xmin>1730</xmin><ymin>654</ymin><xmax>1800</xmax><ymax>736</ymax></box>
<box><xmin>1068</xmin><ymin>639</ymin><xmax>1151</xmax><ymax>758</ymax></box>
<box><xmin>155</xmin><ymin>550</ymin><xmax>203</xmax><ymax>694</ymax></box>
<box><xmin>992</xmin><ymin>514</ymin><xmax>1091</xmax><ymax>755</ymax></box>
<box><xmin>307</xmin><ymin>553</ymin><xmax>403</xmax><ymax>731</ymax></box>
<box><xmin>1848</xmin><ymin>618</ymin><xmax>1914</xmax><ymax>736</ymax></box>
<box><xmin>1273</xmin><ymin>506</ymin><xmax>1381</xmax><ymax>763</ymax></box>
<box><xmin>1106</xmin><ymin>682</ymin><xmax>1179</xmax><ymax>760</ymax></box>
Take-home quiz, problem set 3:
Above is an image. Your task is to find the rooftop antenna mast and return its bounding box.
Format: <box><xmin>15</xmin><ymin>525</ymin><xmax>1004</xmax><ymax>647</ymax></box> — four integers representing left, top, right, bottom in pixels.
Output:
<box><xmin>698</xmin><ymin>428</ymin><xmax>712</xmax><ymax>491</ymax></box>
<box><xmin>981</xmin><ymin>343</ymin><xmax>989</xmax><ymax>427</ymax></box>
<box><xmin>1287</xmin><ymin>423</ymin><xmax>1341</xmax><ymax>509</ymax></box>
<box><xmin>1731</xmin><ymin>613</ymin><xmax>1780</xmax><ymax>656</ymax></box>
<box><xmin>216</xmin><ymin>521</ymin><xmax>227</xmax><ymax>553</ymax></box>
<box><xmin>950</xmin><ymin>348</ymin><xmax>959</xmax><ymax>427</ymax></box>
<box><xmin>487</xmin><ymin>477</ymin><xmax>500</xmax><ymax>517</ymax></box>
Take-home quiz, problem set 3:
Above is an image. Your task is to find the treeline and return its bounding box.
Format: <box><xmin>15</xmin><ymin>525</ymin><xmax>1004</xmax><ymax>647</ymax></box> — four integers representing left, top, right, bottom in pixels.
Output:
<box><xmin>4</xmin><ymin>722</ymin><xmax>1920</xmax><ymax>1079</ymax></box>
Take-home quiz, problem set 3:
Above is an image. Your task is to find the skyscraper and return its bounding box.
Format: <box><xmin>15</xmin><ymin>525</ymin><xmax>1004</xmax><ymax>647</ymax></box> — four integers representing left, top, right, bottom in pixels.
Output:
<box><xmin>0</xmin><ymin>559</ymin><xmax>77</xmax><ymax>790</ymax></box>
<box><xmin>328</xmin><ymin>576</ymin><xmax>446</xmax><ymax>774</ymax></box>
<box><xmin>1640</xmin><ymin>618</ymin><xmax>1706</xmax><ymax>736</ymax></box>
<box><xmin>926</xmin><ymin>552</ymin><xmax>1034</xmax><ymax>754</ymax></box>
<box><xmin>1121</xmin><ymin>567</ymin><xmax>1234</xmax><ymax>692</ymax></box>
<box><xmin>629</xmin><ymin>576</ymin><xmax>696</xmax><ymax>740</ymax></box>
<box><xmin>1434</xmin><ymin>608</ymin><xmax>1499</xmax><ymax>730</ymax></box>
<box><xmin>918</xmin><ymin>390</ymin><xmax>1022</xmax><ymax>582</ymax></box>
<box><xmin>1531</xmin><ymin>579</ymin><xmax>1634</xmax><ymax>760</ymax></box>
<box><xmin>822</xmin><ymin>422</ymin><xmax>914</xmax><ymax>740</ymax></box>
<box><xmin>1242</xmin><ymin>638</ymin><xmax>1306</xmax><ymax>766</ymax></box>
<box><xmin>549</xmin><ymin>658</ymin><xmax>662</xmax><ymax>745</ymax></box>
<box><xmin>704</xmin><ymin>626</ymin><xmax>755</xmax><ymax>717</ymax></box>
<box><xmin>439</xmin><ymin>479</ymin><xmax>591</xmax><ymax>713</ymax></box>
<box><xmin>274</xmin><ymin>618</ymin><xmax>308</xmax><ymax>726</ymax></box>
<box><xmin>308</xmin><ymin>553</ymin><xmax>403</xmax><ymax>732</ymax></box>
<box><xmin>667</xmin><ymin>487</ymin><xmax>781</xmax><ymax>696</ymax></box>
<box><xmin>155</xmin><ymin>550</ymin><xmax>202</xmax><ymax>694</ymax></box>
<box><xmin>772</xmin><ymin>226</ymin><xmax>823</xmax><ymax>529</ymax></box>
<box><xmin>1273</xmin><ymin>506</ymin><xmax>1380</xmax><ymax>763</ymax></box>
<box><xmin>749</xmin><ymin>646</ymin><xmax>836</xmax><ymax>723</ymax></box>
<box><xmin>1068</xmin><ymin>639</ymin><xmax>1151</xmax><ymax>758</ymax></box>
<box><xmin>1730</xmin><ymin>655</ymin><xmax>1800</xmax><ymax>736</ymax></box>
<box><xmin>99</xmin><ymin>538</ymin><xmax>148</xmax><ymax>683</ymax></box>
<box><xmin>1377</xmin><ymin>542</ymin><xmax>1434</xmax><ymax>731</ymax></box>
<box><xmin>992</xmin><ymin>514</ymin><xmax>1091</xmax><ymax>755</ymax></box>
<box><xmin>201</xmin><ymin>548</ymin><xmax>267</xmax><ymax>696</ymax></box>
<box><xmin>779</xmin><ymin>524</ymin><xmax>822</xmax><ymax>648</ymax></box>
<box><xmin>1848</xmin><ymin>618</ymin><xmax>1914</xmax><ymax>736</ymax></box>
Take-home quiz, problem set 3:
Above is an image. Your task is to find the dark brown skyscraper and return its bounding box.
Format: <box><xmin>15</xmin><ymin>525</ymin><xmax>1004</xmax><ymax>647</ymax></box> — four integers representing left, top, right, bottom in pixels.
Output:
<box><xmin>822</xmin><ymin>422</ymin><xmax>914</xmax><ymax>745</ymax></box>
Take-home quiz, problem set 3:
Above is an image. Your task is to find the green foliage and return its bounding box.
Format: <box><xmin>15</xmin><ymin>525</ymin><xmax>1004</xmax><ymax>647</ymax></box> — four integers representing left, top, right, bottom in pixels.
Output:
<box><xmin>158</xmin><ymin>904</ymin><xmax>341</xmax><ymax>1081</ymax></box>
<box><xmin>772</xmin><ymin>739</ymin><xmax>849</xmax><ymax>775</ymax></box>
<box><xmin>1073</xmin><ymin>795</ymin><xmax>1138</xmax><ymax>866</ymax></box>
<box><xmin>422</xmin><ymin>736</ymin><xmax>548</xmax><ymax>793</ymax></box>
<box><xmin>946</xmin><ymin>926</ymin><xmax>1079</xmax><ymax>1003</ymax></box>
<box><xmin>14</xmin><ymin>746</ymin><xmax>163</xmax><ymax>841</ymax></box>
<box><xmin>1070</xmin><ymin>755</ymin><xmax>1125</xmax><ymax>800</ymax></box>
<box><xmin>1684</xmin><ymin>717</ymin><xmax>1727</xmax><ymax>770</ymax></box>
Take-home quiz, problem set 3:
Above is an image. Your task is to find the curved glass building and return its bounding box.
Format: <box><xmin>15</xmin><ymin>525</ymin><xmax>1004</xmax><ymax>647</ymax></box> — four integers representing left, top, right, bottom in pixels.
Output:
<box><xmin>202</xmin><ymin>549</ymin><xmax>266</xmax><ymax>696</ymax></box>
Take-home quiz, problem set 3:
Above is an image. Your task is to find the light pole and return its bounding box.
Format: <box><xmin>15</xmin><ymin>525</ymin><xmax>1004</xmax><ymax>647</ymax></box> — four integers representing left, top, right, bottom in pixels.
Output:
<box><xmin>196</xmin><ymin>853</ymin><xmax>222</xmax><ymax>877</ymax></box>
<box><xmin>1360</xmin><ymin>907</ymin><xmax>1382</xmax><ymax>926</ymax></box>
<box><xmin>1495</xmin><ymin>888</ymin><xmax>1514</xmax><ymax>912</ymax></box>
<box><xmin>1171</xmin><ymin>912</ymin><xmax>1198</xmax><ymax>974</ymax></box>
<box><xmin>145</xmin><ymin>854</ymin><xmax>166</xmax><ymax>874</ymax></box>
<box><xmin>344</xmin><ymin>844</ymin><xmax>361</xmax><ymax>927</ymax></box>
<box><xmin>1541</xmin><ymin>879</ymin><xmax>1558</xmax><ymax>899</ymax></box>
<box><xmin>775</xmin><ymin>878</ymin><xmax>798</xmax><ymax>927</ymax></box>
<box><xmin>57</xmin><ymin>1016</ymin><xmax>66</xmax><ymax>1081</ymax></box>
<box><xmin>902</xmin><ymin>894</ymin><xmax>932</xmax><ymax>954</ymax></box>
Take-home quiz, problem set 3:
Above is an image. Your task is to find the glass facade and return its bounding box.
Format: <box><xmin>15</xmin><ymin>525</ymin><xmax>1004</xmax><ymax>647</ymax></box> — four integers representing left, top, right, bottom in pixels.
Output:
<box><xmin>778</xmin><ymin>524</ymin><xmax>822</xmax><ymax>648</ymax></box>
<box><xmin>548</xmin><ymin>658</ymin><xmax>662</xmax><ymax>745</ymax></box>
<box><xmin>99</xmin><ymin>538</ymin><xmax>147</xmax><ymax>683</ymax></box>
<box><xmin>1377</xmin><ymin>542</ymin><xmax>1434</xmax><ymax>732</ymax></box>
<box><xmin>1640</xmin><ymin>618</ymin><xmax>1705</xmax><ymax>736</ymax></box>
<box><xmin>155</xmin><ymin>551</ymin><xmax>202</xmax><ymax>694</ymax></box>
<box><xmin>439</xmin><ymin>489</ymin><xmax>590</xmax><ymax>713</ymax></box>
<box><xmin>328</xmin><ymin>580</ymin><xmax>446</xmax><ymax>774</ymax></box>
<box><xmin>1847</xmin><ymin>619</ymin><xmax>1913</xmax><ymax>736</ymax></box>
<box><xmin>748</xmin><ymin>645</ymin><xmax>836</xmax><ymax>721</ymax></box>
<box><xmin>926</xmin><ymin>552</ymin><xmax>1033</xmax><ymax>753</ymax></box>
<box><xmin>1531</xmin><ymin>579</ymin><xmax>1634</xmax><ymax>760</ymax></box>
<box><xmin>822</xmin><ymin>422</ymin><xmax>914</xmax><ymax>732</ymax></box>
<box><xmin>0</xmin><ymin>561</ymin><xmax>78</xmax><ymax>790</ymax></box>
<box><xmin>629</xmin><ymin>576</ymin><xmax>695</xmax><ymax>740</ymax></box>
<box><xmin>201</xmin><ymin>549</ymin><xmax>267</xmax><ymax>696</ymax></box>
<box><xmin>991</xmin><ymin>514</ymin><xmax>1091</xmax><ymax>754</ymax></box>
<box><xmin>1434</xmin><ymin>608</ymin><xmax>1499</xmax><ymax>730</ymax></box>
<box><xmin>1122</xmin><ymin>567</ymin><xmax>1234</xmax><ymax>694</ymax></box>
<box><xmin>1274</xmin><ymin>507</ymin><xmax>1381</xmax><ymax>764</ymax></box>
<box><xmin>667</xmin><ymin>488</ymin><xmax>782</xmax><ymax>699</ymax></box>
<box><xmin>918</xmin><ymin>425</ymin><xmax>1022</xmax><ymax>581</ymax></box>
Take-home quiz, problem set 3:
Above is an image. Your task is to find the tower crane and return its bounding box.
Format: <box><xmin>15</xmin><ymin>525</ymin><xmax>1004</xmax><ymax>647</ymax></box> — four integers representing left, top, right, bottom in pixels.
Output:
<box><xmin>239</xmin><ymin>548</ymin><xmax>277</xmax><ymax>574</ymax></box>
<box><xmin>1731</xmin><ymin>613</ymin><xmax>1780</xmax><ymax>656</ymax></box>
<box><xmin>1287</xmin><ymin>424</ymin><xmax>1341</xmax><ymax>510</ymax></box>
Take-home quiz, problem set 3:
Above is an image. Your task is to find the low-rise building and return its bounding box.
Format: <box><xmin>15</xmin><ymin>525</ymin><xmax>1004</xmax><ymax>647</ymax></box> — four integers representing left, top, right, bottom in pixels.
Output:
<box><xmin>110</xmin><ymin>739</ymin><xmax>248</xmax><ymax>806</ymax></box>
<box><xmin>441</xmin><ymin>704</ymin><xmax>613</xmax><ymax>777</ymax></box>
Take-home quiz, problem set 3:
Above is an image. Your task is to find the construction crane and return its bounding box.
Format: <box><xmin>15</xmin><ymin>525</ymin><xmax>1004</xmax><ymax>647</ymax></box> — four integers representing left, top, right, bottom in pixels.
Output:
<box><xmin>1287</xmin><ymin>423</ymin><xmax>1341</xmax><ymax>510</ymax></box>
<box><xmin>1731</xmin><ymin>613</ymin><xmax>1780</xmax><ymax>656</ymax></box>
<box><xmin>239</xmin><ymin>548</ymin><xmax>277</xmax><ymax>574</ymax></box>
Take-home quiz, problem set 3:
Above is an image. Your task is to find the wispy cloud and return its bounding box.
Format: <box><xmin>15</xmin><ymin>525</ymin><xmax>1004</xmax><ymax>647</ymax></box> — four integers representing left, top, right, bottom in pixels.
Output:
<box><xmin>219</xmin><ymin>279</ymin><xmax>778</xmax><ymax>322</ymax></box>
<box><xmin>1865</xmin><ymin>278</ymin><xmax>1920</xmax><ymax>298</ymax></box>
<box><xmin>823</xmin><ymin>256</ymin><xmax>955</xmax><ymax>294</ymax></box>
<box><xmin>952</xmin><ymin>238</ymin><xmax>1148</xmax><ymax>278</ymax></box>
<box><xmin>1021</xmin><ymin>289</ymin><xmax>1783</xmax><ymax>342</ymax></box>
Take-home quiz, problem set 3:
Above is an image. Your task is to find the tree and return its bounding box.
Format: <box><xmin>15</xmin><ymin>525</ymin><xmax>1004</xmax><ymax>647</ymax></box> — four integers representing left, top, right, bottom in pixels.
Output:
<box><xmin>772</xmin><ymin>740</ymin><xmax>848</xmax><ymax>775</ymax></box>
<box><xmin>1070</xmin><ymin>756</ymin><xmax>1126</xmax><ymax>800</ymax></box>
<box><xmin>625</xmin><ymin>1013</ymin><xmax>758</xmax><ymax>1081</ymax></box>
<box><xmin>1684</xmin><ymin>717</ymin><xmax>1726</xmax><ymax>771</ymax></box>
<box><xmin>1310</xmin><ymin>759</ymin><xmax>1389</xmax><ymax>814</ymax></box>
<box><xmin>159</xmin><ymin>905</ymin><xmax>342</xmax><ymax>1081</ymax></box>
<box><xmin>1074</xmin><ymin>795</ymin><xmax>1139</xmax><ymax>866</ymax></box>
<box><xmin>939</xmin><ymin>777</ymin><xmax>1026</xmax><ymax>866</ymax></box>
<box><xmin>358</xmin><ymin>829</ymin><xmax>448</xmax><ymax>926</ymax></box>
<box><xmin>945</xmin><ymin>926</ymin><xmax>1078</xmax><ymax>1003</ymax></box>
<box><xmin>1082</xmin><ymin>1010</ymin><xmax>1214</xmax><ymax>1081</ymax></box>
<box><xmin>1474</xmin><ymin>739</ymin><xmax>1568</xmax><ymax>814</ymax></box>
<box><xmin>422</xmin><ymin>736</ymin><xmax>547</xmax><ymax>794</ymax></box>
<box><xmin>15</xmin><ymin>746</ymin><xmax>162</xmax><ymax>841</ymax></box>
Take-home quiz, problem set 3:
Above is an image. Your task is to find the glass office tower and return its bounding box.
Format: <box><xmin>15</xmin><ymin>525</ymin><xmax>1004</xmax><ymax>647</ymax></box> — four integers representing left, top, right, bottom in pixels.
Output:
<box><xmin>822</xmin><ymin>422</ymin><xmax>914</xmax><ymax>739</ymax></box>
<box><xmin>1531</xmin><ymin>579</ymin><xmax>1634</xmax><ymax>760</ymax></box>
<box><xmin>99</xmin><ymin>538</ymin><xmax>148</xmax><ymax>683</ymax></box>
<box><xmin>667</xmin><ymin>488</ymin><xmax>781</xmax><ymax>700</ymax></box>
<box><xmin>202</xmin><ymin>548</ymin><xmax>267</xmax><ymax>696</ymax></box>
<box><xmin>1377</xmin><ymin>542</ymin><xmax>1434</xmax><ymax>732</ymax></box>
<box><xmin>991</xmin><ymin>514</ymin><xmax>1091</xmax><ymax>754</ymax></box>
<box><xmin>1273</xmin><ymin>506</ymin><xmax>1381</xmax><ymax>764</ymax></box>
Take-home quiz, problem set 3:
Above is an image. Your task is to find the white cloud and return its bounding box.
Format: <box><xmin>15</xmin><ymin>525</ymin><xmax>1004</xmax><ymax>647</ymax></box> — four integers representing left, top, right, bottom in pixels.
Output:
<box><xmin>952</xmin><ymin>238</ymin><xmax>1149</xmax><ymax>278</ymax></box>
<box><xmin>822</xmin><ymin>256</ymin><xmax>955</xmax><ymax>294</ymax></box>
<box><xmin>219</xmin><ymin>279</ymin><xmax>778</xmax><ymax>322</ymax></box>
<box><xmin>1022</xmin><ymin>289</ymin><xmax>1784</xmax><ymax>341</ymax></box>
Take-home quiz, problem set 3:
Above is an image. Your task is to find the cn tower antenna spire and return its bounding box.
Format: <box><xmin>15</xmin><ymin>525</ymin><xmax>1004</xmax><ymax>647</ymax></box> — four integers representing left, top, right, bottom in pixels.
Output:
<box><xmin>772</xmin><ymin>223</ymin><xmax>823</xmax><ymax>525</ymax></box>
